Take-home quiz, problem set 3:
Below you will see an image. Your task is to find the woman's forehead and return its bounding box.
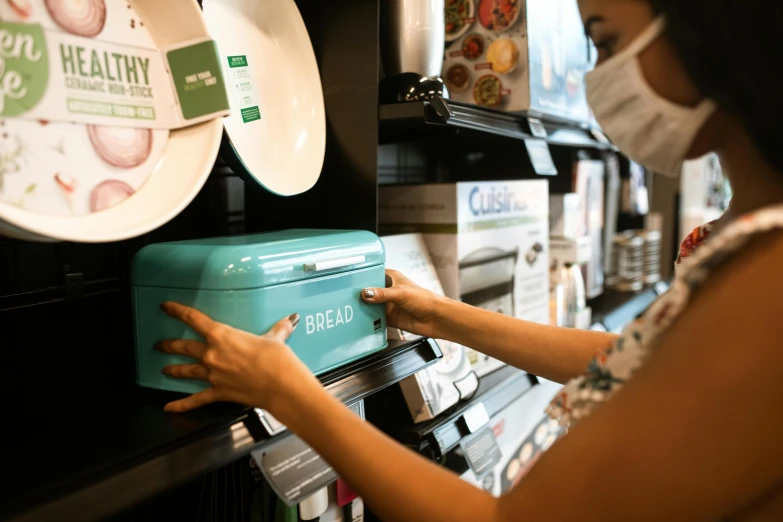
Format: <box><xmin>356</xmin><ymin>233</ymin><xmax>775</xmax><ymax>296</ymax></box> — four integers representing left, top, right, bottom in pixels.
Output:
<box><xmin>577</xmin><ymin>0</ymin><xmax>652</xmax><ymax>23</ymax></box>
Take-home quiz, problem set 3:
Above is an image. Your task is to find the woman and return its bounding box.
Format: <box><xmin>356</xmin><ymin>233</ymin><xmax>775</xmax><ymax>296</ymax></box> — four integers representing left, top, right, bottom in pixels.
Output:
<box><xmin>155</xmin><ymin>0</ymin><xmax>783</xmax><ymax>519</ymax></box>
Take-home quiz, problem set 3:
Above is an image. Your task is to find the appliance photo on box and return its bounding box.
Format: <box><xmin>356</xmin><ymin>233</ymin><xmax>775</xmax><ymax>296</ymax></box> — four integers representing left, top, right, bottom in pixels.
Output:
<box><xmin>525</xmin><ymin>242</ymin><xmax>544</xmax><ymax>266</ymax></box>
<box><xmin>132</xmin><ymin>229</ymin><xmax>388</xmax><ymax>394</ymax></box>
<box><xmin>459</xmin><ymin>246</ymin><xmax>520</xmax><ymax>316</ymax></box>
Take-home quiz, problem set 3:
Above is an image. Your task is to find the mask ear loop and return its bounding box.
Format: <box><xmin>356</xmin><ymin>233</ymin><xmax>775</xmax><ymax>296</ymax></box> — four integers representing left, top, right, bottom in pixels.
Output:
<box><xmin>590</xmin><ymin>15</ymin><xmax>668</xmax><ymax>71</ymax></box>
<box><xmin>625</xmin><ymin>15</ymin><xmax>667</xmax><ymax>57</ymax></box>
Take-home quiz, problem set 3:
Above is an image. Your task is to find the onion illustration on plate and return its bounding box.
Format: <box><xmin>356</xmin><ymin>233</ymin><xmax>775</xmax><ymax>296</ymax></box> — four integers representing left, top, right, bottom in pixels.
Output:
<box><xmin>90</xmin><ymin>180</ymin><xmax>134</xmax><ymax>212</ymax></box>
<box><xmin>8</xmin><ymin>0</ymin><xmax>32</xmax><ymax>19</ymax></box>
<box><xmin>45</xmin><ymin>0</ymin><xmax>107</xmax><ymax>37</ymax></box>
<box><xmin>87</xmin><ymin>125</ymin><xmax>153</xmax><ymax>169</ymax></box>
<box><xmin>54</xmin><ymin>172</ymin><xmax>77</xmax><ymax>212</ymax></box>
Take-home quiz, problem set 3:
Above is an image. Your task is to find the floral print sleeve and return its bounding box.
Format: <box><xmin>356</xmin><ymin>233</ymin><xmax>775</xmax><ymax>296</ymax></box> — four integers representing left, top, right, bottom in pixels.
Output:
<box><xmin>547</xmin><ymin>204</ymin><xmax>783</xmax><ymax>427</ymax></box>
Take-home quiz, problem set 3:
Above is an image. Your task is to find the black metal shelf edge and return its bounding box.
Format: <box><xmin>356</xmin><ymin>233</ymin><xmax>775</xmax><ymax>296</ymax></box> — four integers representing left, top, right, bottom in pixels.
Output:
<box><xmin>379</xmin><ymin>98</ymin><xmax>615</xmax><ymax>150</ymax></box>
<box><xmin>589</xmin><ymin>287</ymin><xmax>661</xmax><ymax>334</ymax></box>
<box><xmin>381</xmin><ymin>366</ymin><xmax>538</xmax><ymax>461</ymax></box>
<box><xmin>5</xmin><ymin>338</ymin><xmax>441</xmax><ymax>522</ymax></box>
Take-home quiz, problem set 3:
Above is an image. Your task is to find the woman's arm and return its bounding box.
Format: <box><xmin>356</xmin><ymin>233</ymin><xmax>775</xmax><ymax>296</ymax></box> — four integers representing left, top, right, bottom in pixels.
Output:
<box><xmin>363</xmin><ymin>270</ymin><xmax>618</xmax><ymax>384</ymax></box>
<box><xmin>434</xmin><ymin>298</ymin><xmax>618</xmax><ymax>384</ymax></box>
<box><xmin>161</xmin><ymin>233</ymin><xmax>783</xmax><ymax>522</ymax></box>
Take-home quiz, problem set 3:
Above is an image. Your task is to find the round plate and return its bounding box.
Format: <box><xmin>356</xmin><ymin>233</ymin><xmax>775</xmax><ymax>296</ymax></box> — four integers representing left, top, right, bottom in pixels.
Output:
<box><xmin>0</xmin><ymin>0</ymin><xmax>223</xmax><ymax>242</ymax></box>
<box><xmin>203</xmin><ymin>0</ymin><xmax>325</xmax><ymax>197</ymax></box>
<box><xmin>445</xmin><ymin>0</ymin><xmax>475</xmax><ymax>43</ymax></box>
<box><xmin>433</xmin><ymin>340</ymin><xmax>465</xmax><ymax>374</ymax></box>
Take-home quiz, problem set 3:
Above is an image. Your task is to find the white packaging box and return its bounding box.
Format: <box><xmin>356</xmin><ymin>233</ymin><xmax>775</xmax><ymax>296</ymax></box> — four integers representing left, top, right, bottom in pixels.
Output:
<box><xmin>549</xmin><ymin>193</ymin><xmax>582</xmax><ymax>239</ymax></box>
<box><xmin>573</xmin><ymin>159</ymin><xmax>606</xmax><ymax>299</ymax></box>
<box><xmin>382</xmin><ymin>233</ymin><xmax>479</xmax><ymax>423</ymax></box>
<box><xmin>549</xmin><ymin>236</ymin><xmax>592</xmax><ymax>266</ymax></box>
<box><xmin>442</xmin><ymin>0</ymin><xmax>593</xmax><ymax>124</ymax></box>
<box><xmin>379</xmin><ymin>181</ymin><xmax>550</xmax><ymax>378</ymax></box>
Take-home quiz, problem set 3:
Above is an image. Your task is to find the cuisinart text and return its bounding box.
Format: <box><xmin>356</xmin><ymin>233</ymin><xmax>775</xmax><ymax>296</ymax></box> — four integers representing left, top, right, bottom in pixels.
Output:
<box><xmin>305</xmin><ymin>305</ymin><xmax>354</xmax><ymax>335</ymax></box>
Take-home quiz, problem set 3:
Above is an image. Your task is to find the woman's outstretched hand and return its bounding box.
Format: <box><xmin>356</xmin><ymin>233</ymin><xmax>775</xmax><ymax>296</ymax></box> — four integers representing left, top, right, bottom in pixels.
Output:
<box><xmin>361</xmin><ymin>269</ymin><xmax>447</xmax><ymax>339</ymax></box>
<box><xmin>155</xmin><ymin>302</ymin><xmax>318</xmax><ymax>414</ymax></box>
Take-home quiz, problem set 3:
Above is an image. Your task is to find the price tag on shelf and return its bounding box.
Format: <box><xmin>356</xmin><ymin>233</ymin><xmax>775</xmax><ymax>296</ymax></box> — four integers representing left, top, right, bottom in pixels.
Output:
<box><xmin>527</xmin><ymin>117</ymin><xmax>548</xmax><ymax>139</ymax></box>
<box><xmin>654</xmin><ymin>280</ymin><xmax>670</xmax><ymax>295</ymax></box>
<box><xmin>524</xmin><ymin>139</ymin><xmax>558</xmax><ymax>176</ymax></box>
<box><xmin>461</xmin><ymin>403</ymin><xmax>490</xmax><ymax>434</ymax></box>
<box><xmin>460</xmin><ymin>425</ymin><xmax>502</xmax><ymax>478</ymax></box>
<box><xmin>591</xmin><ymin>128</ymin><xmax>611</xmax><ymax>145</ymax></box>
<box><xmin>253</xmin><ymin>401</ymin><xmax>364</xmax><ymax>506</ymax></box>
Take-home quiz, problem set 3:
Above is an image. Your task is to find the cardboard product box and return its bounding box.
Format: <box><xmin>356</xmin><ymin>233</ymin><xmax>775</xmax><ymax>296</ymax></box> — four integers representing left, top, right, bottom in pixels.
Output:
<box><xmin>549</xmin><ymin>193</ymin><xmax>582</xmax><ymax>239</ymax></box>
<box><xmin>459</xmin><ymin>379</ymin><xmax>564</xmax><ymax>496</ymax></box>
<box><xmin>442</xmin><ymin>0</ymin><xmax>592</xmax><ymax>124</ymax></box>
<box><xmin>379</xmin><ymin>181</ymin><xmax>550</xmax><ymax>377</ymax></box>
<box><xmin>572</xmin><ymin>159</ymin><xmax>606</xmax><ymax>299</ymax></box>
<box><xmin>382</xmin><ymin>233</ymin><xmax>479</xmax><ymax>423</ymax></box>
<box><xmin>549</xmin><ymin>236</ymin><xmax>592</xmax><ymax>266</ymax></box>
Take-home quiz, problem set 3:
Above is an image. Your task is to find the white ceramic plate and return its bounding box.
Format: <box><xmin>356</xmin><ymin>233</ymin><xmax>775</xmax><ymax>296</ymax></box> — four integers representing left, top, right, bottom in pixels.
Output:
<box><xmin>0</xmin><ymin>0</ymin><xmax>223</xmax><ymax>242</ymax></box>
<box><xmin>203</xmin><ymin>0</ymin><xmax>325</xmax><ymax>196</ymax></box>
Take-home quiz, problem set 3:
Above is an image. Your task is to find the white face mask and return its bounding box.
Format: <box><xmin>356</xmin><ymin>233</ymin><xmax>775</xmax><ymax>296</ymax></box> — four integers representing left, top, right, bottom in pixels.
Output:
<box><xmin>585</xmin><ymin>16</ymin><xmax>716</xmax><ymax>176</ymax></box>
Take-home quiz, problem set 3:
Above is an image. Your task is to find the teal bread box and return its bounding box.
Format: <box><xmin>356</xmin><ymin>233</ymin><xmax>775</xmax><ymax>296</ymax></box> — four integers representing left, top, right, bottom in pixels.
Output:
<box><xmin>132</xmin><ymin>229</ymin><xmax>387</xmax><ymax>394</ymax></box>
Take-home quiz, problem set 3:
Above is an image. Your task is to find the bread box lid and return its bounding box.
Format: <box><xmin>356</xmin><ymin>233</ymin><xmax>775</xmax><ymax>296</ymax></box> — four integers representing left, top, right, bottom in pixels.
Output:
<box><xmin>131</xmin><ymin>229</ymin><xmax>384</xmax><ymax>290</ymax></box>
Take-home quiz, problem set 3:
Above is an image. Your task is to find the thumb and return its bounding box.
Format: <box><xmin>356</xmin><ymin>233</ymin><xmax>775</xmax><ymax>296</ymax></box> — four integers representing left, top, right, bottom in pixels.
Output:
<box><xmin>266</xmin><ymin>313</ymin><xmax>299</xmax><ymax>342</ymax></box>
<box><xmin>362</xmin><ymin>285</ymin><xmax>406</xmax><ymax>304</ymax></box>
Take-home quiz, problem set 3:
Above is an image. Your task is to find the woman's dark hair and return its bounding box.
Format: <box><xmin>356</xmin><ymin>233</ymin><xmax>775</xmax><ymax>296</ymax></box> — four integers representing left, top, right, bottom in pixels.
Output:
<box><xmin>650</xmin><ymin>0</ymin><xmax>783</xmax><ymax>171</ymax></box>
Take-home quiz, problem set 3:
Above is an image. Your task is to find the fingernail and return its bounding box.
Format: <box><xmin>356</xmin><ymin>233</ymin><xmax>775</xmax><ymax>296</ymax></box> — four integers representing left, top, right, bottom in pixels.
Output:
<box><xmin>385</xmin><ymin>275</ymin><xmax>392</xmax><ymax>288</ymax></box>
<box><xmin>289</xmin><ymin>313</ymin><xmax>300</xmax><ymax>329</ymax></box>
<box><xmin>161</xmin><ymin>366</ymin><xmax>172</xmax><ymax>376</ymax></box>
<box><xmin>153</xmin><ymin>342</ymin><xmax>163</xmax><ymax>352</ymax></box>
<box><xmin>163</xmin><ymin>403</ymin><xmax>174</xmax><ymax>412</ymax></box>
<box><xmin>364</xmin><ymin>289</ymin><xmax>375</xmax><ymax>298</ymax></box>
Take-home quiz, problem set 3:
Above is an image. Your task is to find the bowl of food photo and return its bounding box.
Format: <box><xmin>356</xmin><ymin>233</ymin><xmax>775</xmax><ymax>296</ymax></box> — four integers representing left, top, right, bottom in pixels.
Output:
<box><xmin>445</xmin><ymin>0</ymin><xmax>475</xmax><ymax>43</ymax></box>
<box><xmin>478</xmin><ymin>0</ymin><xmax>522</xmax><ymax>33</ymax></box>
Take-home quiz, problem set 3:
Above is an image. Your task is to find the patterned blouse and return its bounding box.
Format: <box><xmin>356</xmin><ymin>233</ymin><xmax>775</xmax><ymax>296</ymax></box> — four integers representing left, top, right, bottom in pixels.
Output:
<box><xmin>546</xmin><ymin>207</ymin><xmax>777</xmax><ymax>425</ymax></box>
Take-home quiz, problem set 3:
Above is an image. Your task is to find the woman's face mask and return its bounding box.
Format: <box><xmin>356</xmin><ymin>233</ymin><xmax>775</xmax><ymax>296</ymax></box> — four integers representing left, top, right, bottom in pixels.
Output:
<box><xmin>585</xmin><ymin>16</ymin><xmax>716</xmax><ymax>176</ymax></box>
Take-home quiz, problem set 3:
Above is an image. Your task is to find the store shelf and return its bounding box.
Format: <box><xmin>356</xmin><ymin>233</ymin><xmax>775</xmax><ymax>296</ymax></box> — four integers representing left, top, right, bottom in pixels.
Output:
<box><xmin>379</xmin><ymin>97</ymin><xmax>614</xmax><ymax>150</ymax></box>
<box><xmin>589</xmin><ymin>287</ymin><xmax>661</xmax><ymax>334</ymax></box>
<box><xmin>377</xmin><ymin>366</ymin><xmax>538</xmax><ymax>461</ymax></box>
<box><xmin>3</xmin><ymin>338</ymin><xmax>441</xmax><ymax>522</ymax></box>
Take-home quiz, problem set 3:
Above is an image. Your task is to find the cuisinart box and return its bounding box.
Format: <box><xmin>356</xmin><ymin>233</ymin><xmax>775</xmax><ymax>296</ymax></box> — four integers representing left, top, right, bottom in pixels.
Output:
<box><xmin>383</xmin><ymin>233</ymin><xmax>479</xmax><ymax>423</ymax></box>
<box><xmin>379</xmin><ymin>181</ymin><xmax>550</xmax><ymax>377</ymax></box>
<box><xmin>132</xmin><ymin>230</ymin><xmax>387</xmax><ymax>394</ymax></box>
<box><xmin>442</xmin><ymin>0</ymin><xmax>592</xmax><ymax>124</ymax></box>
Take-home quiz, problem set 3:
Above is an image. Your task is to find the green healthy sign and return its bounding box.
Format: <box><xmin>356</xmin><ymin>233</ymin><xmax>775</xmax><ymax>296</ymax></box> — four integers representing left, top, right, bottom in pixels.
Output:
<box><xmin>167</xmin><ymin>40</ymin><xmax>230</xmax><ymax>121</ymax></box>
<box><xmin>227</xmin><ymin>55</ymin><xmax>248</xmax><ymax>68</ymax></box>
<box><xmin>0</xmin><ymin>22</ymin><xmax>49</xmax><ymax>117</ymax></box>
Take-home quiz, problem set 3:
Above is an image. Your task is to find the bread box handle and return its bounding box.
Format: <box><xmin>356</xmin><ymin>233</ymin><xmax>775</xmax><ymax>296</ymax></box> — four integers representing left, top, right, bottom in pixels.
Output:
<box><xmin>303</xmin><ymin>255</ymin><xmax>367</xmax><ymax>273</ymax></box>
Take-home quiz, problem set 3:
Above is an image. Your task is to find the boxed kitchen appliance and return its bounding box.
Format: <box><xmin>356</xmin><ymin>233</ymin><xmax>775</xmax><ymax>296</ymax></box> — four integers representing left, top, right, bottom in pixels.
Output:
<box><xmin>132</xmin><ymin>230</ymin><xmax>387</xmax><ymax>393</ymax></box>
<box><xmin>443</xmin><ymin>0</ymin><xmax>592</xmax><ymax>124</ymax></box>
<box><xmin>379</xmin><ymin>181</ymin><xmax>550</xmax><ymax>377</ymax></box>
<box><xmin>573</xmin><ymin>159</ymin><xmax>606</xmax><ymax>299</ymax></box>
<box><xmin>383</xmin><ymin>233</ymin><xmax>479</xmax><ymax>423</ymax></box>
<box><xmin>549</xmin><ymin>193</ymin><xmax>583</xmax><ymax>240</ymax></box>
